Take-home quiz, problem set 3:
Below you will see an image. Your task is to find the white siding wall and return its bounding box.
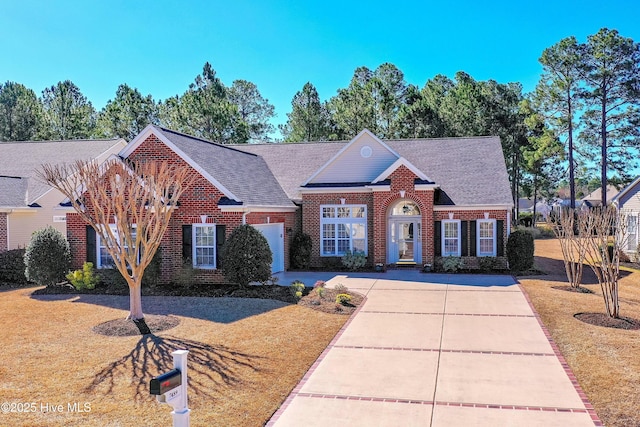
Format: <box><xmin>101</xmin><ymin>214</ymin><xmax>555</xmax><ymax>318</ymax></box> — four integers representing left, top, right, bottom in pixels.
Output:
<box><xmin>311</xmin><ymin>133</ymin><xmax>397</xmax><ymax>184</ymax></box>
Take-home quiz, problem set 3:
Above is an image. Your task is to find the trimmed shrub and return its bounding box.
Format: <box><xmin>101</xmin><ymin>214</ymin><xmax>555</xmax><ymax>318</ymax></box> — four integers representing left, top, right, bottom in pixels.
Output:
<box><xmin>290</xmin><ymin>230</ymin><xmax>312</xmax><ymax>269</ymax></box>
<box><xmin>478</xmin><ymin>256</ymin><xmax>500</xmax><ymax>272</ymax></box>
<box><xmin>442</xmin><ymin>256</ymin><xmax>463</xmax><ymax>273</ymax></box>
<box><xmin>341</xmin><ymin>250</ymin><xmax>366</xmax><ymax>271</ymax></box>
<box><xmin>290</xmin><ymin>280</ymin><xmax>305</xmax><ymax>300</ymax></box>
<box><xmin>221</xmin><ymin>224</ymin><xmax>272</xmax><ymax>287</ymax></box>
<box><xmin>24</xmin><ymin>226</ymin><xmax>71</xmax><ymax>286</ymax></box>
<box><xmin>506</xmin><ymin>230</ymin><xmax>534</xmax><ymax>272</ymax></box>
<box><xmin>66</xmin><ymin>262</ymin><xmax>99</xmax><ymax>290</ymax></box>
<box><xmin>0</xmin><ymin>248</ymin><xmax>27</xmax><ymax>283</ymax></box>
<box><xmin>142</xmin><ymin>247</ymin><xmax>162</xmax><ymax>288</ymax></box>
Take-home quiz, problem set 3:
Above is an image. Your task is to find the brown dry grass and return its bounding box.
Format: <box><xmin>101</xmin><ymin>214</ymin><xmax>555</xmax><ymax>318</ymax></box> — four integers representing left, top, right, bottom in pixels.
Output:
<box><xmin>0</xmin><ymin>289</ymin><xmax>347</xmax><ymax>426</ymax></box>
<box><xmin>520</xmin><ymin>238</ymin><xmax>640</xmax><ymax>427</ymax></box>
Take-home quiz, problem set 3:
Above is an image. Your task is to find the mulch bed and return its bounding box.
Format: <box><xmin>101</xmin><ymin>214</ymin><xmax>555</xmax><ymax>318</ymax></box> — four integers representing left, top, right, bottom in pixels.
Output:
<box><xmin>551</xmin><ymin>285</ymin><xmax>595</xmax><ymax>294</ymax></box>
<box><xmin>574</xmin><ymin>312</ymin><xmax>640</xmax><ymax>330</ymax></box>
<box><xmin>93</xmin><ymin>315</ymin><xmax>181</xmax><ymax>336</ymax></box>
<box><xmin>298</xmin><ymin>288</ymin><xmax>364</xmax><ymax>315</ymax></box>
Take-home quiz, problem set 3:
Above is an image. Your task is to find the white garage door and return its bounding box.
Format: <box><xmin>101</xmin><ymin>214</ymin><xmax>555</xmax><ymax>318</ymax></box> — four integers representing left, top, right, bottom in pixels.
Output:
<box><xmin>252</xmin><ymin>223</ymin><xmax>285</xmax><ymax>273</ymax></box>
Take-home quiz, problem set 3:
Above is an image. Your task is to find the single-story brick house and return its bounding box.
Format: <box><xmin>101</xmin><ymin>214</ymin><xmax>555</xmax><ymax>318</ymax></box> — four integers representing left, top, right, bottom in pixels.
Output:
<box><xmin>0</xmin><ymin>138</ymin><xmax>126</xmax><ymax>252</ymax></box>
<box><xmin>67</xmin><ymin>126</ymin><xmax>514</xmax><ymax>282</ymax></box>
<box><xmin>612</xmin><ymin>177</ymin><xmax>640</xmax><ymax>260</ymax></box>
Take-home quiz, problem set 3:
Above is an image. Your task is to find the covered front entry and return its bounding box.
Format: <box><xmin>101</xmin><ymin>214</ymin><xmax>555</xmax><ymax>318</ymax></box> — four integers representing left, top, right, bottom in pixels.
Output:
<box><xmin>387</xmin><ymin>200</ymin><xmax>422</xmax><ymax>265</ymax></box>
<box><xmin>252</xmin><ymin>223</ymin><xmax>285</xmax><ymax>273</ymax></box>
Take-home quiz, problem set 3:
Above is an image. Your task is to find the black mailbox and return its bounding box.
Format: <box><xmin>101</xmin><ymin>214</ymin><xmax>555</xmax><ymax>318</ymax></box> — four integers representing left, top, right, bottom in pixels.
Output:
<box><xmin>150</xmin><ymin>369</ymin><xmax>182</xmax><ymax>395</ymax></box>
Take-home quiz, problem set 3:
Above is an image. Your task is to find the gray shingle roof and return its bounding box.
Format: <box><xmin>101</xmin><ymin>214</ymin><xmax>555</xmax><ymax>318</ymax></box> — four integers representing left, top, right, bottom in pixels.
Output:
<box><xmin>154</xmin><ymin>127</ymin><xmax>295</xmax><ymax>207</ymax></box>
<box><xmin>0</xmin><ymin>139</ymin><xmax>126</xmax><ymax>207</ymax></box>
<box><xmin>0</xmin><ymin>176</ymin><xmax>28</xmax><ymax>207</ymax></box>
<box><xmin>236</xmin><ymin>136</ymin><xmax>513</xmax><ymax>207</ymax></box>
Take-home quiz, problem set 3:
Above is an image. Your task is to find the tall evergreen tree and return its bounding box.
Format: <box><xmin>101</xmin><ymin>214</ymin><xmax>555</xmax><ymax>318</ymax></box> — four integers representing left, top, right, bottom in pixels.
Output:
<box><xmin>159</xmin><ymin>62</ymin><xmax>248</xmax><ymax>144</ymax></box>
<box><xmin>579</xmin><ymin>28</ymin><xmax>640</xmax><ymax>204</ymax></box>
<box><xmin>327</xmin><ymin>67</ymin><xmax>376</xmax><ymax>139</ymax></box>
<box><xmin>228</xmin><ymin>80</ymin><xmax>275</xmax><ymax>143</ymax></box>
<box><xmin>370</xmin><ymin>63</ymin><xmax>407</xmax><ymax>138</ymax></box>
<box><xmin>40</xmin><ymin>80</ymin><xmax>96</xmax><ymax>140</ymax></box>
<box><xmin>95</xmin><ymin>84</ymin><xmax>158</xmax><ymax>140</ymax></box>
<box><xmin>280</xmin><ymin>82</ymin><xmax>329</xmax><ymax>142</ymax></box>
<box><xmin>0</xmin><ymin>81</ymin><xmax>42</xmax><ymax>141</ymax></box>
<box><xmin>534</xmin><ymin>36</ymin><xmax>582</xmax><ymax>209</ymax></box>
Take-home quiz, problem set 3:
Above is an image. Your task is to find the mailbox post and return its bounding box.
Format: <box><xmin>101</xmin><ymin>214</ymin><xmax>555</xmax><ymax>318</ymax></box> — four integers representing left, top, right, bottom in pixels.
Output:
<box><xmin>150</xmin><ymin>349</ymin><xmax>190</xmax><ymax>427</ymax></box>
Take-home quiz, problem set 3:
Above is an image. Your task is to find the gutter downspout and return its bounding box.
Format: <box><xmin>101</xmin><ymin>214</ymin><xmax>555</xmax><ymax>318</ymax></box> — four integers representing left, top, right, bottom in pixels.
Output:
<box><xmin>242</xmin><ymin>209</ymin><xmax>251</xmax><ymax>225</ymax></box>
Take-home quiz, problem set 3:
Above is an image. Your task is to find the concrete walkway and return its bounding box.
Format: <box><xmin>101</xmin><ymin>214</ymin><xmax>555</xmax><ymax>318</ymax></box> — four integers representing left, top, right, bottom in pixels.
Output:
<box><xmin>267</xmin><ymin>273</ymin><xmax>601</xmax><ymax>426</ymax></box>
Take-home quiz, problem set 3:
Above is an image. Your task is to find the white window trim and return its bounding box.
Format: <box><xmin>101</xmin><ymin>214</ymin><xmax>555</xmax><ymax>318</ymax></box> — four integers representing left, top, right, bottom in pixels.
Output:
<box><xmin>192</xmin><ymin>223</ymin><xmax>217</xmax><ymax>269</ymax></box>
<box><xmin>477</xmin><ymin>219</ymin><xmax>497</xmax><ymax>257</ymax></box>
<box><xmin>627</xmin><ymin>215</ymin><xmax>638</xmax><ymax>252</ymax></box>
<box><xmin>320</xmin><ymin>204</ymin><xmax>368</xmax><ymax>256</ymax></box>
<box><xmin>442</xmin><ymin>220</ymin><xmax>461</xmax><ymax>257</ymax></box>
<box><xmin>96</xmin><ymin>224</ymin><xmax>138</xmax><ymax>269</ymax></box>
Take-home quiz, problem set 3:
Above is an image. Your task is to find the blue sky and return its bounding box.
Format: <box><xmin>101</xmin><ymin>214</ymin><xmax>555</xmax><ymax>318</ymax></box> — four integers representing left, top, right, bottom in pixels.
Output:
<box><xmin>2</xmin><ymin>0</ymin><xmax>639</xmax><ymax>133</ymax></box>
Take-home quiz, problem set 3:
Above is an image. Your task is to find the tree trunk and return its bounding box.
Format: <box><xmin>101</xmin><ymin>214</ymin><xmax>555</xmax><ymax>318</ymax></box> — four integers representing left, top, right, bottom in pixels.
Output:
<box><xmin>601</xmin><ymin>90</ymin><xmax>607</xmax><ymax>206</ymax></box>
<box><xmin>533</xmin><ymin>174</ymin><xmax>538</xmax><ymax>227</ymax></box>
<box><xmin>128</xmin><ymin>282</ymin><xmax>151</xmax><ymax>335</ymax></box>
<box><xmin>567</xmin><ymin>89</ymin><xmax>576</xmax><ymax>210</ymax></box>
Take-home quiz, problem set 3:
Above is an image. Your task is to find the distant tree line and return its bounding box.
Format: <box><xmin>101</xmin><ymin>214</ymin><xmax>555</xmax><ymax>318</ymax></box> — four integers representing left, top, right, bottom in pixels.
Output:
<box><xmin>1</xmin><ymin>27</ymin><xmax>638</xmax><ymax>209</ymax></box>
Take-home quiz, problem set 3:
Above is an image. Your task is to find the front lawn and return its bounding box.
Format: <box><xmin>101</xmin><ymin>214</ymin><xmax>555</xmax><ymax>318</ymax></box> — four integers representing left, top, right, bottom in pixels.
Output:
<box><xmin>0</xmin><ymin>287</ymin><xmax>348</xmax><ymax>426</ymax></box>
<box><xmin>520</xmin><ymin>239</ymin><xmax>640</xmax><ymax>427</ymax></box>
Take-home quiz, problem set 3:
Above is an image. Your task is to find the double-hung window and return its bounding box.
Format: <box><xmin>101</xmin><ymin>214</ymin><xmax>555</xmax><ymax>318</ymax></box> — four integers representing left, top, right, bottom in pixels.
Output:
<box><xmin>628</xmin><ymin>215</ymin><xmax>638</xmax><ymax>252</ymax></box>
<box><xmin>97</xmin><ymin>225</ymin><xmax>137</xmax><ymax>268</ymax></box>
<box><xmin>442</xmin><ymin>220</ymin><xmax>461</xmax><ymax>256</ymax></box>
<box><xmin>477</xmin><ymin>219</ymin><xmax>496</xmax><ymax>256</ymax></box>
<box><xmin>320</xmin><ymin>205</ymin><xmax>367</xmax><ymax>256</ymax></box>
<box><xmin>193</xmin><ymin>224</ymin><xmax>216</xmax><ymax>268</ymax></box>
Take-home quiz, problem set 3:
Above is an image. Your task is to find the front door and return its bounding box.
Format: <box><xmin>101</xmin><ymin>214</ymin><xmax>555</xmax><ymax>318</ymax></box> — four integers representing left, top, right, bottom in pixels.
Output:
<box><xmin>388</xmin><ymin>219</ymin><xmax>421</xmax><ymax>264</ymax></box>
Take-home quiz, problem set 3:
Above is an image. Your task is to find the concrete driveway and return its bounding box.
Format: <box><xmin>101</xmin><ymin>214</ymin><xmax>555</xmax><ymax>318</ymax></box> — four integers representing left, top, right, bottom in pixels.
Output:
<box><xmin>267</xmin><ymin>273</ymin><xmax>601</xmax><ymax>426</ymax></box>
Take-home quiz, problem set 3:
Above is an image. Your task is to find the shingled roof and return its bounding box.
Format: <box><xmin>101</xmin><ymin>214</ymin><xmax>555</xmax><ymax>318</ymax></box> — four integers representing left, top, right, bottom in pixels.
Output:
<box><xmin>237</xmin><ymin>135</ymin><xmax>513</xmax><ymax>207</ymax></box>
<box><xmin>0</xmin><ymin>138</ymin><xmax>126</xmax><ymax>207</ymax></box>
<box><xmin>152</xmin><ymin>127</ymin><xmax>295</xmax><ymax>208</ymax></box>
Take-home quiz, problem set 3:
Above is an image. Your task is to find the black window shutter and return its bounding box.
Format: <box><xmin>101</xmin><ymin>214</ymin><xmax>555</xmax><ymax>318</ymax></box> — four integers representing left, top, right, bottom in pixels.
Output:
<box><xmin>434</xmin><ymin>221</ymin><xmax>441</xmax><ymax>257</ymax></box>
<box><xmin>469</xmin><ymin>220</ymin><xmax>477</xmax><ymax>257</ymax></box>
<box><xmin>86</xmin><ymin>225</ymin><xmax>96</xmax><ymax>265</ymax></box>
<box><xmin>461</xmin><ymin>221</ymin><xmax>468</xmax><ymax>256</ymax></box>
<box><xmin>182</xmin><ymin>225</ymin><xmax>192</xmax><ymax>263</ymax></box>
<box><xmin>216</xmin><ymin>225</ymin><xmax>226</xmax><ymax>268</ymax></box>
<box><xmin>497</xmin><ymin>220</ymin><xmax>504</xmax><ymax>256</ymax></box>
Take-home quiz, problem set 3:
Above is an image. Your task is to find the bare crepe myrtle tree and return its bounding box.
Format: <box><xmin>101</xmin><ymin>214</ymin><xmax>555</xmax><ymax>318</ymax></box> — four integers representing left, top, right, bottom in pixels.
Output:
<box><xmin>39</xmin><ymin>158</ymin><xmax>196</xmax><ymax>330</ymax></box>
<box><xmin>576</xmin><ymin>206</ymin><xmax>629</xmax><ymax>318</ymax></box>
<box><xmin>547</xmin><ymin>208</ymin><xmax>585</xmax><ymax>289</ymax></box>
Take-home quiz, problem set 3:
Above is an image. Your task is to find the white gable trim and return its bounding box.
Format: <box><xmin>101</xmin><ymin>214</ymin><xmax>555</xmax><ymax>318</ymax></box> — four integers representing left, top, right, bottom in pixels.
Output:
<box><xmin>302</xmin><ymin>129</ymin><xmax>400</xmax><ymax>186</ymax></box>
<box><xmin>612</xmin><ymin>176</ymin><xmax>640</xmax><ymax>207</ymax></box>
<box><xmin>218</xmin><ymin>205</ymin><xmax>298</xmax><ymax>213</ymax></box>
<box><xmin>119</xmin><ymin>125</ymin><xmax>241</xmax><ymax>202</ymax></box>
<box><xmin>371</xmin><ymin>157</ymin><xmax>431</xmax><ymax>183</ymax></box>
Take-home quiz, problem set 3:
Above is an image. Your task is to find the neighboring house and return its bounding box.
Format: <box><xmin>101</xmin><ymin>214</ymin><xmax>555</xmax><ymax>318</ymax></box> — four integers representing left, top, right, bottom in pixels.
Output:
<box><xmin>0</xmin><ymin>138</ymin><xmax>127</xmax><ymax>252</ymax></box>
<box><xmin>66</xmin><ymin>126</ymin><xmax>514</xmax><ymax>282</ymax></box>
<box><xmin>612</xmin><ymin>177</ymin><xmax>640</xmax><ymax>260</ymax></box>
<box><xmin>581</xmin><ymin>184</ymin><xmax>620</xmax><ymax>208</ymax></box>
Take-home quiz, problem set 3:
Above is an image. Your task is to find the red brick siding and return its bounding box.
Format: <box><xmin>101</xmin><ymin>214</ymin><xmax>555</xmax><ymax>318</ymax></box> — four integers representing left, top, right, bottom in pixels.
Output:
<box><xmin>300</xmin><ymin>164</ymin><xmax>510</xmax><ymax>268</ymax></box>
<box><xmin>434</xmin><ymin>210</ymin><xmax>509</xmax><ymax>268</ymax></box>
<box><xmin>0</xmin><ymin>213</ymin><xmax>7</xmax><ymax>252</ymax></box>
<box><xmin>67</xmin><ymin>134</ymin><xmax>295</xmax><ymax>284</ymax></box>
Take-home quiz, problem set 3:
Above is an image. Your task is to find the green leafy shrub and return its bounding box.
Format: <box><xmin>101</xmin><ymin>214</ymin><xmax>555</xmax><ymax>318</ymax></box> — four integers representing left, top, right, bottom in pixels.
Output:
<box><xmin>24</xmin><ymin>226</ymin><xmax>71</xmax><ymax>286</ymax></box>
<box><xmin>336</xmin><ymin>293</ymin><xmax>352</xmax><ymax>305</ymax></box>
<box><xmin>96</xmin><ymin>268</ymin><xmax>128</xmax><ymax>291</ymax></box>
<box><xmin>173</xmin><ymin>262</ymin><xmax>196</xmax><ymax>287</ymax></box>
<box><xmin>290</xmin><ymin>280</ymin><xmax>305</xmax><ymax>300</ymax></box>
<box><xmin>66</xmin><ymin>262</ymin><xmax>99</xmax><ymax>290</ymax></box>
<box><xmin>0</xmin><ymin>248</ymin><xmax>27</xmax><ymax>283</ymax></box>
<box><xmin>442</xmin><ymin>256</ymin><xmax>463</xmax><ymax>273</ymax></box>
<box><xmin>506</xmin><ymin>230</ymin><xmax>534</xmax><ymax>272</ymax></box>
<box><xmin>478</xmin><ymin>257</ymin><xmax>499</xmax><ymax>272</ymax></box>
<box><xmin>341</xmin><ymin>250</ymin><xmax>367</xmax><ymax>271</ymax></box>
<box><xmin>221</xmin><ymin>224</ymin><xmax>272</xmax><ymax>287</ymax></box>
<box><xmin>321</xmin><ymin>257</ymin><xmax>343</xmax><ymax>270</ymax></box>
<box><xmin>290</xmin><ymin>230</ymin><xmax>312</xmax><ymax>269</ymax></box>
<box><xmin>142</xmin><ymin>247</ymin><xmax>162</xmax><ymax>288</ymax></box>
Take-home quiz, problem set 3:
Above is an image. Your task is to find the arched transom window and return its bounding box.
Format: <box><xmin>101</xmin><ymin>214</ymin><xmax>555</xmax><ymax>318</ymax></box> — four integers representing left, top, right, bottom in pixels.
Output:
<box><xmin>391</xmin><ymin>200</ymin><xmax>421</xmax><ymax>216</ymax></box>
